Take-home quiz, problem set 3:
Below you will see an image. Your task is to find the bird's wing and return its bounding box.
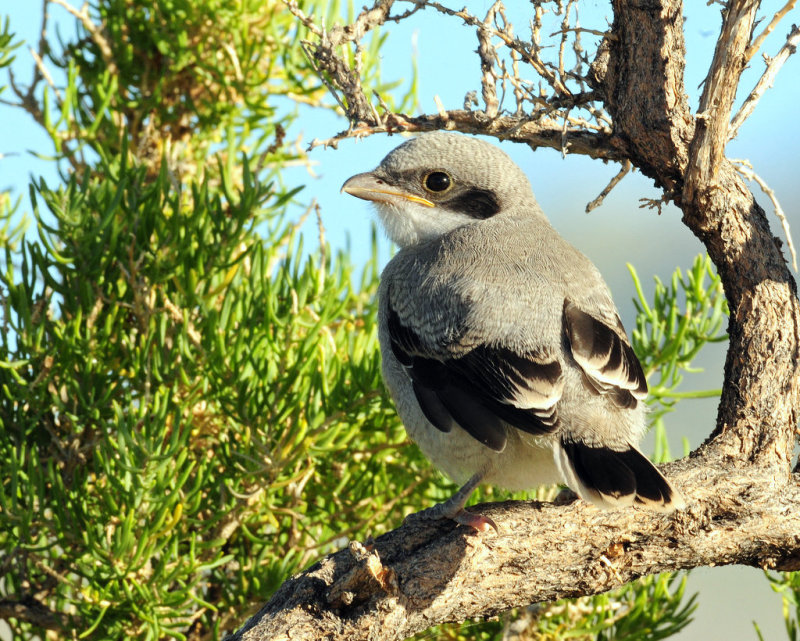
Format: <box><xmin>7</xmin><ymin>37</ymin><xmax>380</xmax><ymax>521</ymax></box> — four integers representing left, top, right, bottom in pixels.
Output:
<box><xmin>562</xmin><ymin>299</ymin><xmax>647</xmax><ymax>408</ymax></box>
<box><xmin>387</xmin><ymin>300</ymin><xmax>564</xmax><ymax>452</ymax></box>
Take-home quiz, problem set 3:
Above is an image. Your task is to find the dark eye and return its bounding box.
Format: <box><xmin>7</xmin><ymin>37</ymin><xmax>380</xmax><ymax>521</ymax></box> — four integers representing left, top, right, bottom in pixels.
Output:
<box><xmin>423</xmin><ymin>171</ymin><xmax>452</xmax><ymax>193</ymax></box>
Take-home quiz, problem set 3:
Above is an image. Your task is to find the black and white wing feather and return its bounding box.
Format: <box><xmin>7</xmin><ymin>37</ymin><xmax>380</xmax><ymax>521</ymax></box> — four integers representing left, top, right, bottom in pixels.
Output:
<box><xmin>563</xmin><ymin>300</ymin><xmax>647</xmax><ymax>409</ymax></box>
<box><xmin>387</xmin><ymin>302</ymin><xmax>564</xmax><ymax>452</ymax></box>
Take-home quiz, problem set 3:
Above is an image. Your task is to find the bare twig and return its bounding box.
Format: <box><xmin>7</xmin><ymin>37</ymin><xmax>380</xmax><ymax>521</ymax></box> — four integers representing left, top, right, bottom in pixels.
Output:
<box><xmin>586</xmin><ymin>160</ymin><xmax>632</xmax><ymax>213</ymax></box>
<box><xmin>294</xmin><ymin>1</ymin><xmax>396</xmax><ymax>125</ymax></box>
<box><xmin>29</xmin><ymin>47</ymin><xmax>61</xmax><ymax>101</ymax></box>
<box><xmin>325</xmin><ymin>0</ymin><xmax>395</xmax><ymax>48</ymax></box>
<box><xmin>50</xmin><ymin>0</ymin><xmax>118</xmax><ymax>75</ymax></box>
<box><xmin>477</xmin><ymin>2</ymin><xmax>502</xmax><ymax>118</ymax></box>
<box><xmin>551</xmin><ymin>27</ymin><xmax>613</xmax><ymax>38</ymax></box>
<box><xmin>299</xmin><ymin>41</ymin><xmax>348</xmax><ymax>116</ymax></box>
<box><xmin>729</xmin><ymin>23</ymin><xmax>800</xmax><ymax>141</ymax></box>
<box><xmin>683</xmin><ymin>0</ymin><xmax>760</xmax><ymax>203</ymax></box>
<box><xmin>559</xmin><ymin>107</ymin><xmax>570</xmax><ymax>157</ymax></box>
<box><xmin>497</xmin><ymin>7</ymin><xmax>526</xmax><ymax>115</ymax></box>
<box><xmin>314</xmin><ymin>202</ymin><xmax>327</xmax><ymax>298</ymax></box>
<box><xmin>639</xmin><ymin>194</ymin><xmax>672</xmax><ymax>216</ymax></box>
<box><xmin>557</xmin><ymin>0</ymin><xmax>577</xmax><ymax>87</ymax></box>
<box><xmin>33</xmin><ymin>0</ymin><xmax>49</xmax><ymax>91</ymax></box>
<box><xmin>731</xmin><ymin>159</ymin><xmax>797</xmax><ymax>271</ymax></box>
<box><xmin>433</xmin><ymin>95</ymin><xmax>449</xmax><ymax>123</ymax></box>
<box><xmin>283</xmin><ymin>0</ymin><xmax>323</xmax><ymax>36</ymax></box>
<box><xmin>6</xmin><ymin>0</ymin><xmax>50</xmax><ymax>122</ymax></box>
<box><xmin>744</xmin><ymin>0</ymin><xmax>796</xmax><ymax>62</ymax></box>
<box><xmin>162</xmin><ymin>295</ymin><xmax>203</xmax><ymax>346</ymax></box>
<box><xmin>423</xmin><ymin>1</ymin><xmax>573</xmax><ymax>97</ymax></box>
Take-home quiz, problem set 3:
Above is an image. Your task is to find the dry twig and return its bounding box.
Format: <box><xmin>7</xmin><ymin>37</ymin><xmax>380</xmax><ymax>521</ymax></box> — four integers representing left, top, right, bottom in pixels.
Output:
<box><xmin>586</xmin><ymin>160</ymin><xmax>632</xmax><ymax>213</ymax></box>
<box><xmin>744</xmin><ymin>0</ymin><xmax>796</xmax><ymax>61</ymax></box>
<box><xmin>729</xmin><ymin>23</ymin><xmax>800</xmax><ymax>141</ymax></box>
<box><xmin>50</xmin><ymin>0</ymin><xmax>118</xmax><ymax>74</ymax></box>
<box><xmin>732</xmin><ymin>158</ymin><xmax>797</xmax><ymax>271</ymax></box>
<box><xmin>477</xmin><ymin>2</ymin><xmax>502</xmax><ymax>118</ymax></box>
<box><xmin>683</xmin><ymin>0</ymin><xmax>760</xmax><ymax>202</ymax></box>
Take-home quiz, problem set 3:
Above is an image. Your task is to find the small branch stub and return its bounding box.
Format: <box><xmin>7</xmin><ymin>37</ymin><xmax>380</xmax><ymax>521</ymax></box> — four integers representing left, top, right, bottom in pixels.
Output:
<box><xmin>327</xmin><ymin>541</ymin><xmax>398</xmax><ymax>608</ymax></box>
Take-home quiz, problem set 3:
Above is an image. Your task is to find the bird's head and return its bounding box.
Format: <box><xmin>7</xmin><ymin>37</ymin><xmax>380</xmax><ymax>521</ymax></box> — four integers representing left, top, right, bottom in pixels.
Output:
<box><xmin>342</xmin><ymin>132</ymin><xmax>543</xmax><ymax>248</ymax></box>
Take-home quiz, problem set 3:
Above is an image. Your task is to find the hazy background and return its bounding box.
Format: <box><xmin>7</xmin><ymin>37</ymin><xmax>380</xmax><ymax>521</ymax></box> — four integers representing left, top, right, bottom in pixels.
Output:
<box><xmin>2</xmin><ymin>1</ymin><xmax>798</xmax><ymax>639</ymax></box>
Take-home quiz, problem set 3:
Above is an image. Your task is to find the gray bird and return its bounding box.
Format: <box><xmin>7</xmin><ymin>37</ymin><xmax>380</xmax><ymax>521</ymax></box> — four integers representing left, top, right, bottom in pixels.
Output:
<box><xmin>342</xmin><ymin>132</ymin><xmax>683</xmax><ymax>530</ymax></box>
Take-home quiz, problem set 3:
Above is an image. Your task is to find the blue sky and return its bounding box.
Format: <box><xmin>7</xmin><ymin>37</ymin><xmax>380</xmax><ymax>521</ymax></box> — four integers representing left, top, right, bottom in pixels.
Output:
<box><xmin>2</xmin><ymin>2</ymin><xmax>799</xmax><ymax>639</ymax></box>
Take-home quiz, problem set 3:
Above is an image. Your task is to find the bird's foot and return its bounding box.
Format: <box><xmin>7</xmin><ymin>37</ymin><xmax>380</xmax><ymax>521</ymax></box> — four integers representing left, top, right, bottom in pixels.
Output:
<box><xmin>405</xmin><ymin>472</ymin><xmax>497</xmax><ymax>532</ymax></box>
<box><xmin>452</xmin><ymin>509</ymin><xmax>498</xmax><ymax>532</ymax></box>
<box><xmin>407</xmin><ymin>502</ymin><xmax>498</xmax><ymax>532</ymax></box>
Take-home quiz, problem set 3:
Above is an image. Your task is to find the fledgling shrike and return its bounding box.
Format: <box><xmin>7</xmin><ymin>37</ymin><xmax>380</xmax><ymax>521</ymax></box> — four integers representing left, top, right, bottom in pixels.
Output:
<box><xmin>342</xmin><ymin>132</ymin><xmax>683</xmax><ymax>530</ymax></box>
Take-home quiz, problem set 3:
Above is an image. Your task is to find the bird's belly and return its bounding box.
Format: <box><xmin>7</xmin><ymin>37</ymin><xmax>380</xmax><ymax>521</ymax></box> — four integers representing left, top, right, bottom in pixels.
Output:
<box><xmin>407</xmin><ymin>417</ymin><xmax>561</xmax><ymax>490</ymax></box>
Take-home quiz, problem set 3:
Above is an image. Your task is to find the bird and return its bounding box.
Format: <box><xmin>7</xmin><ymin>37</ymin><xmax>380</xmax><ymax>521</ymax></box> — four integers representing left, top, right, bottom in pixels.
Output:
<box><xmin>341</xmin><ymin>131</ymin><xmax>684</xmax><ymax>531</ymax></box>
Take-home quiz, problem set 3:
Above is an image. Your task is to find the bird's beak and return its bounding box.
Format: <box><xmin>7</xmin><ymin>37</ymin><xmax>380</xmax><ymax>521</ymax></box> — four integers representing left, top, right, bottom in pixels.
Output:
<box><xmin>341</xmin><ymin>172</ymin><xmax>435</xmax><ymax>208</ymax></box>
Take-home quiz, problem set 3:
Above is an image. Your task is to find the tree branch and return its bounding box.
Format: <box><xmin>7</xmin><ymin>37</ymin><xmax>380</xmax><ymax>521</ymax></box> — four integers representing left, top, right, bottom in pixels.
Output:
<box><xmin>229</xmin><ymin>454</ymin><xmax>800</xmax><ymax>641</ymax></box>
<box><xmin>308</xmin><ymin>109</ymin><xmax>621</xmax><ymax>160</ymax></box>
<box><xmin>729</xmin><ymin>23</ymin><xmax>800</xmax><ymax>142</ymax></box>
<box><xmin>683</xmin><ymin>0</ymin><xmax>759</xmax><ymax>203</ymax></box>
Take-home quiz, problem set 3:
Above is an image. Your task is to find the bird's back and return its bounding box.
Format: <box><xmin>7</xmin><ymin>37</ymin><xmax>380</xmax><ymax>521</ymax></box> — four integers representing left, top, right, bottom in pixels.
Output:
<box><xmin>380</xmin><ymin>212</ymin><xmax>619</xmax><ymax>359</ymax></box>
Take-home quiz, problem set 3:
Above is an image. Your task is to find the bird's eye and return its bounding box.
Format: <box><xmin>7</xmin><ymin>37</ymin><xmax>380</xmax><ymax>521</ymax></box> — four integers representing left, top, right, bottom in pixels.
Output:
<box><xmin>423</xmin><ymin>171</ymin><xmax>452</xmax><ymax>193</ymax></box>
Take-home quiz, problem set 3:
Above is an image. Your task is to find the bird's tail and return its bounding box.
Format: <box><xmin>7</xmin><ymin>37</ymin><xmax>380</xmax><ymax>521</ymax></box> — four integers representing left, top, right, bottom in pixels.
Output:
<box><xmin>557</xmin><ymin>438</ymin><xmax>684</xmax><ymax>512</ymax></box>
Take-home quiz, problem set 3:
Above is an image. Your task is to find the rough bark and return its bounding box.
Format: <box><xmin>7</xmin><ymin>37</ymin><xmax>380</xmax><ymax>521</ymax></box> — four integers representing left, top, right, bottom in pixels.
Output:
<box><xmin>231</xmin><ymin>455</ymin><xmax>800</xmax><ymax>641</ymax></box>
<box><xmin>228</xmin><ymin>1</ymin><xmax>800</xmax><ymax>639</ymax></box>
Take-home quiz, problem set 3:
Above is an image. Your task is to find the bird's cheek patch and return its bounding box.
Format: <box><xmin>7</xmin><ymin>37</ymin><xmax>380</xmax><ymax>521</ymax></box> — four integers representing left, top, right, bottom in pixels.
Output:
<box><xmin>442</xmin><ymin>189</ymin><xmax>501</xmax><ymax>219</ymax></box>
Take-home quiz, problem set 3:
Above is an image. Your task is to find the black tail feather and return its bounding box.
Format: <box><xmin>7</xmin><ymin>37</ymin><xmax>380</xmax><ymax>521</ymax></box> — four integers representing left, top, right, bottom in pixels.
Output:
<box><xmin>559</xmin><ymin>439</ymin><xmax>684</xmax><ymax>511</ymax></box>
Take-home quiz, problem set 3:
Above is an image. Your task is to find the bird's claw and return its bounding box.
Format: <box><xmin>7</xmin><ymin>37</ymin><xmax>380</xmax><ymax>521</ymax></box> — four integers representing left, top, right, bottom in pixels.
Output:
<box><xmin>406</xmin><ymin>504</ymin><xmax>498</xmax><ymax>533</ymax></box>
<box><xmin>452</xmin><ymin>509</ymin><xmax>498</xmax><ymax>533</ymax></box>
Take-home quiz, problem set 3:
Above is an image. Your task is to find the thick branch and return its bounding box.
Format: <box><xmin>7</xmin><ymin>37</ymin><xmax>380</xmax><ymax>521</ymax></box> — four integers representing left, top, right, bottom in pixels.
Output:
<box><xmin>229</xmin><ymin>456</ymin><xmax>800</xmax><ymax>641</ymax></box>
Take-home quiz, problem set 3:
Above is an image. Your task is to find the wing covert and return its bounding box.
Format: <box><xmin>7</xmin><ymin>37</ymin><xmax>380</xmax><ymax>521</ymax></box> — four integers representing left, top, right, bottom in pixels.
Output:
<box><xmin>563</xmin><ymin>300</ymin><xmax>647</xmax><ymax>408</ymax></box>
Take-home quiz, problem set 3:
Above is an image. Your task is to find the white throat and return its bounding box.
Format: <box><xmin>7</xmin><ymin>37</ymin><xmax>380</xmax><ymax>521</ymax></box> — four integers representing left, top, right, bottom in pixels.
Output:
<box><xmin>373</xmin><ymin>201</ymin><xmax>471</xmax><ymax>248</ymax></box>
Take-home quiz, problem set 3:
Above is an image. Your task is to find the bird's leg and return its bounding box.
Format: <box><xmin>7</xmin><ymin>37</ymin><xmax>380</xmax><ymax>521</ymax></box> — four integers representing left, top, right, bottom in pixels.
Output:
<box><xmin>410</xmin><ymin>472</ymin><xmax>498</xmax><ymax>532</ymax></box>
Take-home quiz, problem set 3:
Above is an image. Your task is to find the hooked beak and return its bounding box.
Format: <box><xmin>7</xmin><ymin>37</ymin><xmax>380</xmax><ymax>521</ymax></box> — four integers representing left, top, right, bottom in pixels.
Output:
<box><xmin>341</xmin><ymin>172</ymin><xmax>435</xmax><ymax>208</ymax></box>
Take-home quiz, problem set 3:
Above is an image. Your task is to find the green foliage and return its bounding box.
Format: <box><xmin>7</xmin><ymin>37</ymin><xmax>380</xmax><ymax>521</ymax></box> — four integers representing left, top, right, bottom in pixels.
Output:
<box><xmin>629</xmin><ymin>255</ymin><xmax>728</xmax><ymax>419</ymax></box>
<box><xmin>42</xmin><ymin>0</ymin><xmax>330</xmax><ymax>170</ymax></box>
<box><xmin>1</xmin><ymin>147</ymin><xmax>428</xmax><ymax>639</ymax></box>
<box><xmin>0</xmin><ymin>1</ymin><xmax>424</xmax><ymax>639</ymax></box>
<box><xmin>0</xmin><ymin>16</ymin><xmax>22</xmax><ymax>81</ymax></box>
<box><xmin>756</xmin><ymin>572</ymin><xmax>800</xmax><ymax>641</ymax></box>
<box><xmin>628</xmin><ymin>255</ymin><xmax>728</xmax><ymax>463</ymax></box>
<box><xmin>541</xmin><ymin>572</ymin><xmax>695</xmax><ymax>641</ymax></box>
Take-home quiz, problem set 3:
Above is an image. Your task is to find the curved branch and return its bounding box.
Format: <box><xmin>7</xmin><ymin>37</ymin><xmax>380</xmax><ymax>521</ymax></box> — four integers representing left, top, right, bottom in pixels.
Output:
<box><xmin>600</xmin><ymin>0</ymin><xmax>799</xmax><ymax>466</ymax></box>
<box><xmin>229</xmin><ymin>457</ymin><xmax>800</xmax><ymax>641</ymax></box>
